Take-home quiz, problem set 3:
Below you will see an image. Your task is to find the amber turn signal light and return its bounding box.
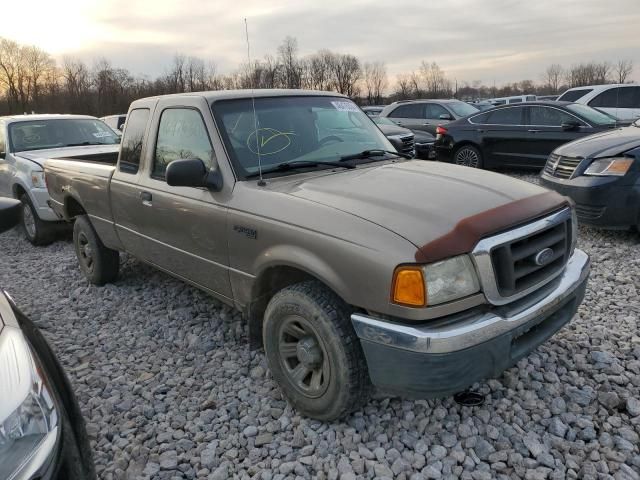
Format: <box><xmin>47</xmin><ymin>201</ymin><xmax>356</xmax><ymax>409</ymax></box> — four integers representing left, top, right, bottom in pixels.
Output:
<box><xmin>392</xmin><ymin>267</ymin><xmax>426</xmax><ymax>307</ymax></box>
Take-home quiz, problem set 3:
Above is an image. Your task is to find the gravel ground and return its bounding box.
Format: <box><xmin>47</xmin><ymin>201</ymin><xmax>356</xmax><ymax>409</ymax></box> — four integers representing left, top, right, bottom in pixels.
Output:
<box><xmin>1</xmin><ymin>172</ymin><xmax>640</xmax><ymax>480</ymax></box>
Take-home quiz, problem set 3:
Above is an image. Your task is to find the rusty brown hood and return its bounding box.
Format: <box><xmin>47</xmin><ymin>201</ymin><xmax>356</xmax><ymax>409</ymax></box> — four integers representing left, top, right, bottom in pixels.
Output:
<box><xmin>285</xmin><ymin>160</ymin><xmax>568</xmax><ymax>260</ymax></box>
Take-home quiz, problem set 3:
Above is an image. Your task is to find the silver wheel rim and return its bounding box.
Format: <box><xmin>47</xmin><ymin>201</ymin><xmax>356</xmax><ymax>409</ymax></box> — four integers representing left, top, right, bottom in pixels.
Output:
<box><xmin>455</xmin><ymin>148</ymin><xmax>480</xmax><ymax>168</ymax></box>
<box><xmin>22</xmin><ymin>203</ymin><xmax>36</xmax><ymax>238</ymax></box>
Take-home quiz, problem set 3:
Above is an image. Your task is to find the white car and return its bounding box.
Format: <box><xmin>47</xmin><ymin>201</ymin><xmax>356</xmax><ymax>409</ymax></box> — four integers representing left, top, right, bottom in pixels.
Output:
<box><xmin>0</xmin><ymin>114</ymin><xmax>120</xmax><ymax>244</ymax></box>
<box><xmin>557</xmin><ymin>84</ymin><xmax>640</xmax><ymax>121</ymax></box>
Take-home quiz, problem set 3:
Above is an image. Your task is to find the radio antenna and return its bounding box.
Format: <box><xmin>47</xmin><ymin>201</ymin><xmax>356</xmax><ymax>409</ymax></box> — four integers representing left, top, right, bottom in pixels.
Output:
<box><xmin>244</xmin><ymin>18</ymin><xmax>265</xmax><ymax>186</ymax></box>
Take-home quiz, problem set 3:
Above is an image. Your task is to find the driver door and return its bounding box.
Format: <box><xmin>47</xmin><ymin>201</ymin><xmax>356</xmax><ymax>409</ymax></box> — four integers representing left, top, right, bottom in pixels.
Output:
<box><xmin>123</xmin><ymin>97</ymin><xmax>233</xmax><ymax>300</ymax></box>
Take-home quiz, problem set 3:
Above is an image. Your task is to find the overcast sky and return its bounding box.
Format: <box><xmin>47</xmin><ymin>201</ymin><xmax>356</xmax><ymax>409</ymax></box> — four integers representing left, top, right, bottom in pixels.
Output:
<box><xmin>3</xmin><ymin>0</ymin><xmax>639</xmax><ymax>85</ymax></box>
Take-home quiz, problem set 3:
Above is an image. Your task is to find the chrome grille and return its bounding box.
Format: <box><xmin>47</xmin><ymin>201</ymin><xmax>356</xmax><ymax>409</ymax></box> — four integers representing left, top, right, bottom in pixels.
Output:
<box><xmin>544</xmin><ymin>153</ymin><xmax>582</xmax><ymax>179</ymax></box>
<box><xmin>399</xmin><ymin>134</ymin><xmax>415</xmax><ymax>157</ymax></box>
<box><xmin>472</xmin><ymin>208</ymin><xmax>573</xmax><ymax>305</ymax></box>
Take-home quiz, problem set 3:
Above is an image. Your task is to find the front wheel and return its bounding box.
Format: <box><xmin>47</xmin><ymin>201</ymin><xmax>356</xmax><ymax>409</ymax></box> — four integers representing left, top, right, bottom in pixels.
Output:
<box><xmin>73</xmin><ymin>215</ymin><xmax>119</xmax><ymax>285</ymax></box>
<box><xmin>454</xmin><ymin>145</ymin><xmax>483</xmax><ymax>168</ymax></box>
<box><xmin>263</xmin><ymin>281</ymin><xmax>370</xmax><ymax>421</ymax></box>
<box><xmin>20</xmin><ymin>195</ymin><xmax>55</xmax><ymax>245</ymax></box>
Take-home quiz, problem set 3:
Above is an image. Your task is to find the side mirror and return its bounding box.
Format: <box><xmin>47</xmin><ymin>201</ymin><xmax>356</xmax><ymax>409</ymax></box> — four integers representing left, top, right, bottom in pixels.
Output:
<box><xmin>561</xmin><ymin>121</ymin><xmax>581</xmax><ymax>131</ymax></box>
<box><xmin>0</xmin><ymin>197</ymin><xmax>22</xmax><ymax>234</ymax></box>
<box><xmin>166</xmin><ymin>158</ymin><xmax>223</xmax><ymax>192</ymax></box>
<box><xmin>439</xmin><ymin>114</ymin><xmax>453</xmax><ymax>120</ymax></box>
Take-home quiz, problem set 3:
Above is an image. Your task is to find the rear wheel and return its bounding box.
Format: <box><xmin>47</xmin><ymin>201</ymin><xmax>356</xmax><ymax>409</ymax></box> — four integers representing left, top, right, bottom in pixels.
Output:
<box><xmin>454</xmin><ymin>145</ymin><xmax>483</xmax><ymax>168</ymax></box>
<box><xmin>263</xmin><ymin>281</ymin><xmax>370</xmax><ymax>421</ymax></box>
<box><xmin>20</xmin><ymin>195</ymin><xmax>55</xmax><ymax>245</ymax></box>
<box><xmin>73</xmin><ymin>215</ymin><xmax>119</xmax><ymax>285</ymax></box>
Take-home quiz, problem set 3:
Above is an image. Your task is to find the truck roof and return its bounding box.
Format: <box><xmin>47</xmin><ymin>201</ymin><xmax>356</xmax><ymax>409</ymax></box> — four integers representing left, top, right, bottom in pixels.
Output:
<box><xmin>0</xmin><ymin>114</ymin><xmax>97</xmax><ymax>122</ymax></box>
<box><xmin>131</xmin><ymin>89</ymin><xmax>347</xmax><ymax>106</ymax></box>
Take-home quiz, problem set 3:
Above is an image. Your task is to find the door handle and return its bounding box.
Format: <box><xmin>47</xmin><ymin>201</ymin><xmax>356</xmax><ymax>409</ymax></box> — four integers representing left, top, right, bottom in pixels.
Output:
<box><xmin>394</xmin><ymin>121</ymin><xmax>403</xmax><ymax>126</ymax></box>
<box><xmin>527</xmin><ymin>129</ymin><xmax>541</xmax><ymax>133</ymax></box>
<box><xmin>422</xmin><ymin>123</ymin><xmax>431</xmax><ymax>126</ymax></box>
<box><xmin>476</xmin><ymin>129</ymin><xmax>485</xmax><ymax>133</ymax></box>
<box><xmin>140</xmin><ymin>191</ymin><xmax>152</xmax><ymax>206</ymax></box>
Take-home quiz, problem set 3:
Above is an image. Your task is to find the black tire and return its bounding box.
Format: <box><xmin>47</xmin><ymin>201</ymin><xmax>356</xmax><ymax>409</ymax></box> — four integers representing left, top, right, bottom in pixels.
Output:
<box><xmin>263</xmin><ymin>281</ymin><xmax>370</xmax><ymax>421</ymax></box>
<box><xmin>73</xmin><ymin>215</ymin><xmax>119</xmax><ymax>285</ymax></box>
<box><xmin>20</xmin><ymin>195</ymin><xmax>55</xmax><ymax>245</ymax></box>
<box><xmin>454</xmin><ymin>144</ymin><xmax>483</xmax><ymax>168</ymax></box>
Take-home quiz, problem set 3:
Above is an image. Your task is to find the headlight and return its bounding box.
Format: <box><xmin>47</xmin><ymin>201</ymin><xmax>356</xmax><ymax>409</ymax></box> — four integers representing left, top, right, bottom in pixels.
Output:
<box><xmin>392</xmin><ymin>255</ymin><xmax>480</xmax><ymax>307</ymax></box>
<box><xmin>0</xmin><ymin>327</ymin><xmax>59</xmax><ymax>480</ymax></box>
<box><xmin>583</xmin><ymin>157</ymin><xmax>633</xmax><ymax>176</ymax></box>
<box><xmin>30</xmin><ymin>171</ymin><xmax>46</xmax><ymax>188</ymax></box>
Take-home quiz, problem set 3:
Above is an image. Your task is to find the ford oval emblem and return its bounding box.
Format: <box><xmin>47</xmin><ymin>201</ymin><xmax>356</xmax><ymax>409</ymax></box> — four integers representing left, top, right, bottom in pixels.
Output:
<box><xmin>534</xmin><ymin>248</ymin><xmax>554</xmax><ymax>266</ymax></box>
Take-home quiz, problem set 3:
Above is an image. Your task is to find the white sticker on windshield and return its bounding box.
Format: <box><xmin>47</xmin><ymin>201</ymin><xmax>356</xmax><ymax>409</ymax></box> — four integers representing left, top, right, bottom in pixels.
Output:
<box><xmin>331</xmin><ymin>101</ymin><xmax>360</xmax><ymax>112</ymax></box>
<box><xmin>93</xmin><ymin>131</ymin><xmax>112</xmax><ymax>138</ymax></box>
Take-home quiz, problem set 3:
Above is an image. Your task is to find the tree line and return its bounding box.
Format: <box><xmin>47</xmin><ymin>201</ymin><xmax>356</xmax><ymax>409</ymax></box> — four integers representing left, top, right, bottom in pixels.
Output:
<box><xmin>0</xmin><ymin>35</ymin><xmax>635</xmax><ymax>117</ymax></box>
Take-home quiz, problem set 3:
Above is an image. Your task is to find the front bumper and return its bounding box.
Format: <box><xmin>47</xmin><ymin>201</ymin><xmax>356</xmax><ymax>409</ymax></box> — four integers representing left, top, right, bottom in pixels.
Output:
<box><xmin>540</xmin><ymin>173</ymin><xmax>640</xmax><ymax>229</ymax></box>
<box><xmin>30</xmin><ymin>188</ymin><xmax>59</xmax><ymax>222</ymax></box>
<box><xmin>351</xmin><ymin>249</ymin><xmax>590</xmax><ymax>397</ymax></box>
<box><xmin>415</xmin><ymin>142</ymin><xmax>436</xmax><ymax>160</ymax></box>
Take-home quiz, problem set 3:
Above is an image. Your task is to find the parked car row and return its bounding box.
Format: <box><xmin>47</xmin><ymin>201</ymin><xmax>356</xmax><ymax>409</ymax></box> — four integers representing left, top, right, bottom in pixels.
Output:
<box><xmin>434</xmin><ymin>101</ymin><xmax>621</xmax><ymax>169</ymax></box>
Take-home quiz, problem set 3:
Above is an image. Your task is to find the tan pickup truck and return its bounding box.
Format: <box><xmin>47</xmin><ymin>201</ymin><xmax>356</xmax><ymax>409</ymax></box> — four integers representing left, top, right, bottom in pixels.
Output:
<box><xmin>45</xmin><ymin>90</ymin><xmax>590</xmax><ymax>420</ymax></box>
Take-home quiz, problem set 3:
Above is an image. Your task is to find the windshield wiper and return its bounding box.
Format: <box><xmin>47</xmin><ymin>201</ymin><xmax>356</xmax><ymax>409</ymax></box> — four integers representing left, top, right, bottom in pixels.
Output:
<box><xmin>339</xmin><ymin>149</ymin><xmax>412</xmax><ymax>161</ymax></box>
<box><xmin>246</xmin><ymin>160</ymin><xmax>356</xmax><ymax>178</ymax></box>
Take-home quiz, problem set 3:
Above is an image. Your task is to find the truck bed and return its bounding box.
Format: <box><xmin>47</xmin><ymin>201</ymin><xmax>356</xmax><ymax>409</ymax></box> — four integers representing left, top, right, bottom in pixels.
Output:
<box><xmin>57</xmin><ymin>150</ymin><xmax>119</xmax><ymax>164</ymax></box>
<box><xmin>45</xmin><ymin>157</ymin><xmax>116</xmax><ymax>224</ymax></box>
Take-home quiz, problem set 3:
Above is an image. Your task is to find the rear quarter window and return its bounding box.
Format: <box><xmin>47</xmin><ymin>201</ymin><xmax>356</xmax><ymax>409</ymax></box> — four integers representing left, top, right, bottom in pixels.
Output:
<box><xmin>388</xmin><ymin>104</ymin><xmax>424</xmax><ymax>119</ymax></box>
<box><xmin>119</xmin><ymin>108</ymin><xmax>150</xmax><ymax>174</ymax></box>
<box><xmin>557</xmin><ymin>89</ymin><xmax>593</xmax><ymax>102</ymax></box>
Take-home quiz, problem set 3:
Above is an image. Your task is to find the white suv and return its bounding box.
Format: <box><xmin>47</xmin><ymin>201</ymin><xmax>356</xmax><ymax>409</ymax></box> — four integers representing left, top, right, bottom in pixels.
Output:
<box><xmin>557</xmin><ymin>84</ymin><xmax>640</xmax><ymax>121</ymax></box>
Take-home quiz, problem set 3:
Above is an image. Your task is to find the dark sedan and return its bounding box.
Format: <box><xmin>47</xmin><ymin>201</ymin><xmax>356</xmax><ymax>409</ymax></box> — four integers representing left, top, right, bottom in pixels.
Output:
<box><xmin>540</xmin><ymin>119</ymin><xmax>640</xmax><ymax>229</ymax></box>
<box><xmin>0</xmin><ymin>198</ymin><xmax>96</xmax><ymax>480</ymax></box>
<box><xmin>435</xmin><ymin>101</ymin><xmax>619</xmax><ymax>169</ymax></box>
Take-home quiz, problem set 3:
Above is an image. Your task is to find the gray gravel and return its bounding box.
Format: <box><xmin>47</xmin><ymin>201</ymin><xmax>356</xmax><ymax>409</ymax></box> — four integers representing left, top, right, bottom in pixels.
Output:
<box><xmin>1</xmin><ymin>171</ymin><xmax>640</xmax><ymax>480</ymax></box>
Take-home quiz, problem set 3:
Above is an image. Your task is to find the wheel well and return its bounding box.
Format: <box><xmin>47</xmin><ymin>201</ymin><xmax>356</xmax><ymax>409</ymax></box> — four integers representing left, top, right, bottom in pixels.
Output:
<box><xmin>65</xmin><ymin>196</ymin><xmax>86</xmax><ymax>219</ymax></box>
<box><xmin>12</xmin><ymin>184</ymin><xmax>26</xmax><ymax>199</ymax></box>
<box><xmin>247</xmin><ymin>266</ymin><xmax>331</xmax><ymax>350</ymax></box>
<box><xmin>453</xmin><ymin>141</ymin><xmax>481</xmax><ymax>156</ymax></box>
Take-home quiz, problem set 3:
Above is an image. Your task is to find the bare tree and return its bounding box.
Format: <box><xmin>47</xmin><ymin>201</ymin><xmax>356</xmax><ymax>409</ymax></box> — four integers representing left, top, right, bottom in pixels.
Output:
<box><xmin>614</xmin><ymin>59</ymin><xmax>633</xmax><ymax>84</ymax></box>
<box><xmin>420</xmin><ymin>61</ymin><xmax>450</xmax><ymax>98</ymax></box>
<box><xmin>328</xmin><ymin>53</ymin><xmax>361</xmax><ymax>97</ymax></box>
<box><xmin>544</xmin><ymin>64</ymin><xmax>563</xmax><ymax>93</ymax></box>
<box><xmin>277</xmin><ymin>36</ymin><xmax>301</xmax><ymax>89</ymax></box>
<box><xmin>363</xmin><ymin>61</ymin><xmax>387</xmax><ymax>104</ymax></box>
<box><xmin>393</xmin><ymin>74</ymin><xmax>413</xmax><ymax>100</ymax></box>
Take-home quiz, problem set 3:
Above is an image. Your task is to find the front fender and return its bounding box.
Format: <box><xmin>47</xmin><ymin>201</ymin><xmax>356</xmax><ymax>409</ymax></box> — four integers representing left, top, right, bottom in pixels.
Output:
<box><xmin>253</xmin><ymin>244</ymin><xmax>350</xmax><ymax>302</ymax></box>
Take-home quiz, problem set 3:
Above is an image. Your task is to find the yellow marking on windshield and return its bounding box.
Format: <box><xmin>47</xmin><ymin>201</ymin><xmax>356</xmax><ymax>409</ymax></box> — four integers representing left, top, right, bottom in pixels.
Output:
<box><xmin>247</xmin><ymin>128</ymin><xmax>297</xmax><ymax>155</ymax></box>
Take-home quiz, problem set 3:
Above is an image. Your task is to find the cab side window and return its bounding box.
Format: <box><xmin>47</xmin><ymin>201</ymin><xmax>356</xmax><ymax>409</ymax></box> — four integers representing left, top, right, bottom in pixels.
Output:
<box><xmin>589</xmin><ymin>87</ymin><xmax>640</xmax><ymax>108</ymax></box>
<box><xmin>529</xmin><ymin>107</ymin><xmax>578</xmax><ymax>126</ymax></box>
<box><xmin>119</xmin><ymin>108</ymin><xmax>150</xmax><ymax>174</ymax></box>
<box><xmin>425</xmin><ymin>103</ymin><xmax>449</xmax><ymax>118</ymax></box>
<box><xmin>485</xmin><ymin>107</ymin><xmax>523</xmax><ymax>125</ymax></box>
<box><xmin>153</xmin><ymin>108</ymin><xmax>215</xmax><ymax>180</ymax></box>
<box><xmin>388</xmin><ymin>104</ymin><xmax>425</xmax><ymax>119</ymax></box>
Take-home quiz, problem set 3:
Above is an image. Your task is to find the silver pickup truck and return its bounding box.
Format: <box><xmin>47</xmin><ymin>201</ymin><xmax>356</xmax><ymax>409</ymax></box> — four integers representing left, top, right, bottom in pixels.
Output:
<box><xmin>0</xmin><ymin>114</ymin><xmax>120</xmax><ymax>244</ymax></box>
<box><xmin>45</xmin><ymin>90</ymin><xmax>590</xmax><ymax>420</ymax></box>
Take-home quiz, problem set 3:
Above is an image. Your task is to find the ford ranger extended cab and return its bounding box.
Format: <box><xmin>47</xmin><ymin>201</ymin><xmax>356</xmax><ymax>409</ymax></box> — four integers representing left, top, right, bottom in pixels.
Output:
<box><xmin>45</xmin><ymin>90</ymin><xmax>590</xmax><ymax>420</ymax></box>
<box><xmin>0</xmin><ymin>114</ymin><xmax>120</xmax><ymax>244</ymax></box>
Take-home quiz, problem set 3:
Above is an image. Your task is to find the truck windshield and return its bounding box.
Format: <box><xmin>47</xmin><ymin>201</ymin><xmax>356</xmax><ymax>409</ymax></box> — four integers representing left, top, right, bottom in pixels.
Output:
<box><xmin>212</xmin><ymin>96</ymin><xmax>394</xmax><ymax>178</ymax></box>
<box><xmin>9</xmin><ymin>118</ymin><xmax>120</xmax><ymax>153</ymax></box>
